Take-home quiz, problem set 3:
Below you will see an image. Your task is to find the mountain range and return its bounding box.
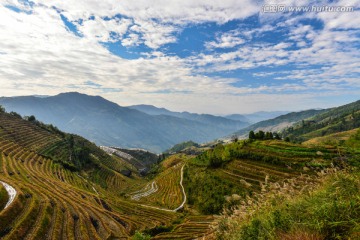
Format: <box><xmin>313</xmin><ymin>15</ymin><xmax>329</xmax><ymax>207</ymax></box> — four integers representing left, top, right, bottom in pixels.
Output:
<box><xmin>227</xmin><ymin>109</ymin><xmax>327</xmax><ymax>140</ymax></box>
<box><xmin>129</xmin><ymin>105</ymin><xmax>288</xmax><ymax>125</ymax></box>
<box><xmin>225</xmin><ymin>111</ymin><xmax>290</xmax><ymax>124</ymax></box>
<box><xmin>3</xmin><ymin>92</ymin><xmax>354</xmax><ymax>152</ymax></box>
<box><xmin>227</xmin><ymin>99</ymin><xmax>360</xmax><ymax>142</ymax></box>
<box><xmin>0</xmin><ymin>92</ymin><xmax>249</xmax><ymax>152</ymax></box>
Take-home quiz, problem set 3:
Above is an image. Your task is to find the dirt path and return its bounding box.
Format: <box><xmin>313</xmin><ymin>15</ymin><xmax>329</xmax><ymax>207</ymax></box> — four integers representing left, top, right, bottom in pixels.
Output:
<box><xmin>131</xmin><ymin>181</ymin><xmax>158</xmax><ymax>201</ymax></box>
<box><xmin>134</xmin><ymin>164</ymin><xmax>187</xmax><ymax>212</ymax></box>
<box><xmin>0</xmin><ymin>181</ymin><xmax>17</xmax><ymax>210</ymax></box>
<box><xmin>173</xmin><ymin>164</ymin><xmax>187</xmax><ymax>211</ymax></box>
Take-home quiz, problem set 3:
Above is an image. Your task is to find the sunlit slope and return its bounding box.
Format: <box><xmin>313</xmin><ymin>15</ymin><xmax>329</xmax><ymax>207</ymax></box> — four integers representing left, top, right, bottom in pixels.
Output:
<box><xmin>0</xmin><ymin>109</ymin><xmax>354</xmax><ymax>240</ymax></box>
<box><xmin>283</xmin><ymin>100</ymin><xmax>360</xmax><ymax>142</ymax></box>
<box><xmin>184</xmin><ymin>139</ymin><xmax>338</xmax><ymax>214</ymax></box>
<box><xmin>129</xmin><ymin>156</ymin><xmax>185</xmax><ymax>210</ymax></box>
<box><xmin>0</xmin><ymin>112</ymin><xmax>178</xmax><ymax>239</ymax></box>
<box><xmin>303</xmin><ymin>128</ymin><xmax>359</xmax><ymax>147</ymax></box>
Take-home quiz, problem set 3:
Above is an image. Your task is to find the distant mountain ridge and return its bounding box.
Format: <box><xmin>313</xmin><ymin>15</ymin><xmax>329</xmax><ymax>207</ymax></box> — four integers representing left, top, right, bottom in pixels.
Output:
<box><xmin>227</xmin><ymin>109</ymin><xmax>328</xmax><ymax>140</ymax></box>
<box><xmin>129</xmin><ymin>104</ymin><xmax>251</xmax><ymax>127</ymax></box>
<box><xmin>282</xmin><ymin>100</ymin><xmax>360</xmax><ymax>142</ymax></box>
<box><xmin>0</xmin><ymin>92</ymin><xmax>249</xmax><ymax>152</ymax></box>
<box><xmin>226</xmin><ymin>99</ymin><xmax>360</xmax><ymax>141</ymax></box>
<box><xmin>225</xmin><ymin>111</ymin><xmax>290</xmax><ymax>124</ymax></box>
<box><xmin>129</xmin><ymin>104</ymin><xmax>289</xmax><ymax>125</ymax></box>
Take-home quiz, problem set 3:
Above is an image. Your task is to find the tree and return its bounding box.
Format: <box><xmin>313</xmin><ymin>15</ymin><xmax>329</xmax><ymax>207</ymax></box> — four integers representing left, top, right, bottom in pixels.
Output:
<box><xmin>10</xmin><ymin>111</ymin><xmax>22</xmax><ymax>119</ymax></box>
<box><xmin>269</xmin><ymin>132</ymin><xmax>273</xmax><ymax>139</ymax></box>
<box><xmin>132</xmin><ymin>231</ymin><xmax>151</xmax><ymax>240</ymax></box>
<box><xmin>249</xmin><ymin>131</ymin><xmax>256</xmax><ymax>139</ymax></box>
<box><xmin>208</xmin><ymin>144</ymin><xmax>224</xmax><ymax>168</ymax></box>
<box><xmin>0</xmin><ymin>105</ymin><xmax>5</xmax><ymax>113</ymax></box>
<box><xmin>231</xmin><ymin>134</ymin><xmax>238</xmax><ymax>142</ymax></box>
<box><xmin>256</xmin><ymin>130</ymin><xmax>265</xmax><ymax>140</ymax></box>
<box><xmin>265</xmin><ymin>132</ymin><xmax>273</xmax><ymax>140</ymax></box>
<box><xmin>27</xmin><ymin>115</ymin><xmax>36</xmax><ymax>122</ymax></box>
<box><xmin>273</xmin><ymin>132</ymin><xmax>281</xmax><ymax>140</ymax></box>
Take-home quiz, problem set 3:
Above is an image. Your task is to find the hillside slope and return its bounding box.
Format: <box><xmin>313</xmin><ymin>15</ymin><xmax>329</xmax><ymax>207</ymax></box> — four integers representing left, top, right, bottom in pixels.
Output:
<box><xmin>228</xmin><ymin>109</ymin><xmax>326</xmax><ymax>140</ymax></box>
<box><xmin>0</xmin><ymin>92</ymin><xmax>248</xmax><ymax>152</ymax></box>
<box><xmin>225</xmin><ymin>111</ymin><xmax>289</xmax><ymax>124</ymax></box>
<box><xmin>129</xmin><ymin>104</ymin><xmax>250</xmax><ymax>128</ymax></box>
<box><xmin>0</xmin><ymin>107</ymin><xmax>358</xmax><ymax>239</ymax></box>
<box><xmin>213</xmin><ymin>129</ymin><xmax>360</xmax><ymax>240</ymax></box>
<box><xmin>0</xmin><ymin>110</ymin><xmax>181</xmax><ymax>239</ymax></box>
<box><xmin>283</xmin><ymin>100</ymin><xmax>360</xmax><ymax>142</ymax></box>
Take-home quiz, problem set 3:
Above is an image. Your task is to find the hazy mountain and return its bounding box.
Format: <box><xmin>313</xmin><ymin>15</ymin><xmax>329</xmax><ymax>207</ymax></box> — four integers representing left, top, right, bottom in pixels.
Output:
<box><xmin>129</xmin><ymin>104</ymin><xmax>250</xmax><ymax>127</ymax></box>
<box><xmin>226</xmin><ymin>109</ymin><xmax>327</xmax><ymax>140</ymax></box>
<box><xmin>223</xmin><ymin>114</ymin><xmax>250</xmax><ymax>123</ymax></box>
<box><xmin>128</xmin><ymin>104</ymin><xmax>173</xmax><ymax>116</ymax></box>
<box><xmin>0</xmin><ymin>92</ymin><xmax>248</xmax><ymax>152</ymax></box>
<box><xmin>225</xmin><ymin>111</ymin><xmax>290</xmax><ymax>124</ymax></box>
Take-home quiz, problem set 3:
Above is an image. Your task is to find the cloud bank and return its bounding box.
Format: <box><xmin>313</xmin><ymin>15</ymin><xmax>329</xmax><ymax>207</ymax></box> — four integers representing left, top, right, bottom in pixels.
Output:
<box><xmin>0</xmin><ymin>0</ymin><xmax>359</xmax><ymax>114</ymax></box>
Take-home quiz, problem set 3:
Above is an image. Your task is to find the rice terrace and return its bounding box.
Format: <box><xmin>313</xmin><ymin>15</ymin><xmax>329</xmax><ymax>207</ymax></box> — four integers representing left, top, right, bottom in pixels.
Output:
<box><xmin>0</xmin><ymin>0</ymin><xmax>359</xmax><ymax>239</ymax></box>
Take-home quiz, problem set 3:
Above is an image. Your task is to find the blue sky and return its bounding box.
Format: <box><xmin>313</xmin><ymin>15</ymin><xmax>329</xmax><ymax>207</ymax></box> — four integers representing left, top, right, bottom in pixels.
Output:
<box><xmin>0</xmin><ymin>0</ymin><xmax>359</xmax><ymax>114</ymax></box>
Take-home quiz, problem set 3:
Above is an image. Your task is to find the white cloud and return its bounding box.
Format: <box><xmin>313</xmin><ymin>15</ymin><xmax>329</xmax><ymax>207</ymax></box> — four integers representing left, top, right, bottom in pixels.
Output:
<box><xmin>129</xmin><ymin>20</ymin><xmax>179</xmax><ymax>49</ymax></box>
<box><xmin>26</xmin><ymin>0</ymin><xmax>261</xmax><ymax>49</ymax></box>
<box><xmin>0</xmin><ymin>0</ymin><xmax>359</xmax><ymax>114</ymax></box>
<box><xmin>78</xmin><ymin>17</ymin><xmax>132</xmax><ymax>42</ymax></box>
<box><xmin>205</xmin><ymin>31</ymin><xmax>245</xmax><ymax>49</ymax></box>
<box><xmin>0</xmin><ymin>5</ymin><xmax>245</xmax><ymax>103</ymax></box>
<box><xmin>121</xmin><ymin>33</ymin><xmax>141</xmax><ymax>47</ymax></box>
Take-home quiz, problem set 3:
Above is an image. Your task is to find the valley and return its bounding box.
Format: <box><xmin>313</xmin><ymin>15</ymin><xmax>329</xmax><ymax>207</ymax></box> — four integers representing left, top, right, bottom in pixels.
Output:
<box><xmin>0</xmin><ymin>98</ymin><xmax>359</xmax><ymax>239</ymax></box>
<box><xmin>1</xmin><ymin>1</ymin><xmax>359</xmax><ymax>239</ymax></box>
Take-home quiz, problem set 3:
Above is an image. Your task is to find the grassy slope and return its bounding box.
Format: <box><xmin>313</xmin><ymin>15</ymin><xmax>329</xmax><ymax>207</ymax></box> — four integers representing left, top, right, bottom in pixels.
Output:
<box><xmin>214</xmin><ymin>129</ymin><xmax>360</xmax><ymax>240</ymax></box>
<box><xmin>233</xmin><ymin>109</ymin><xmax>326</xmax><ymax>139</ymax></box>
<box><xmin>215</xmin><ymin>171</ymin><xmax>360</xmax><ymax>240</ymax></box>
<box><xmin>283</xmin><ymin>100</ymin><xmax>360</xmax><ymax>142</ymax></box>
<box><xmin>183</xmin><ymin>139</ymin><xmax>339</xmax><ymax>215</ymax></box>
<box><xmin>303</xmin><ymin>128</ymin><xmax>359</xmax><ymax>147</ymax></box>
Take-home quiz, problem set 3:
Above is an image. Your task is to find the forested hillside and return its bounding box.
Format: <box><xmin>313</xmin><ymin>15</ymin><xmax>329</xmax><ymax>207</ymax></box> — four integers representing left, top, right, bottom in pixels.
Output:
<box><xmin>230</xmin><ymin>109</ymin><xmax>326</xmax><ymax>140</ymax></box>
<box><xmin>283</xmin><ymin>100</ymin><xmax>360</xmax><ymax>142</ymax></box>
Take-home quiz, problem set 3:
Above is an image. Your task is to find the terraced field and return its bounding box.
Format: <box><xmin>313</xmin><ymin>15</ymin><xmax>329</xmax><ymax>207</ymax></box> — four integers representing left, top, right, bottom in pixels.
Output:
<box><xmin>184</xmin><ymin>139</ymin><xmax>338</xmax><ymax>215</ymax></box>
<box><xmin>0</xmin><ymin>113</ymin><xmax>185</xmax><ymax>239</ymax></box>
<box><xmin>303</xmin><ymin>128</ymin><xmax>359</xmax><ymax>147</ymax></box>
<box><xmin>0</xmin><ymin>113</ymin><xmax>62</xmax><ymax>152</ymax></box>
<box><xmin>0</xmin><ymin>111</ymin><xmax>346</xmax><ymax>239</ymax></box>
<box><xmin>219</xmin><ymin>159</ymin><xmax>298</xmax><ymax>191</ymax></box>
<box><xmin>0</xmin><ymin>140</ymin><xmax>182</xmax><ymax>239</ymax></box>
<box><xmin>0</xmin><ymin>183</ymin><xmax>9</xmax><ymax>210</ymax></box>
<box><xmin>153</xmin><ymin>215</ymin><xmax>216</xmax><ymax>240</ymax></box>
<box><xmin>130</xmin><ymin>163</ymin><xmax>185</xmax><ymax>210</ymax></box>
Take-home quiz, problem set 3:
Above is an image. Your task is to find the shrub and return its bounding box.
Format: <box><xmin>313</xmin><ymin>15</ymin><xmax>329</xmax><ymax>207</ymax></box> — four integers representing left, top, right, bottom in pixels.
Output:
<box><xmin>131</xmin><ymin>231</ymin><xmax>151</xmax><ymax>240</ymax></box>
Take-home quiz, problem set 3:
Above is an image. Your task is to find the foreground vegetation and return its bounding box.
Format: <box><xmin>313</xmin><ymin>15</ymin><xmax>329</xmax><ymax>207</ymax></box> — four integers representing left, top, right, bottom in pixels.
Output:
<box><xmin>215</xmin><ymin>170</ymin><xmax>360</xmax><ymax>240</ymax></box>
<box><xmin>213</xmin><ymin>129</ymin><xmax>360</xmax><ymax>240</ymax></box>
<box><xmin>183</xmin><ymin>138</ymin><xmax>340</xmax><ymax>215</ymax></box>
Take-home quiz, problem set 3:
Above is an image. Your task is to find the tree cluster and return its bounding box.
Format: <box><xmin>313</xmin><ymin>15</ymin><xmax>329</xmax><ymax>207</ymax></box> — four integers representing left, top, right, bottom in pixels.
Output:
<box><xmin>248</xmin><ymin>130</ymin><xmax>281</xmax><ymax>140</ymax></box>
